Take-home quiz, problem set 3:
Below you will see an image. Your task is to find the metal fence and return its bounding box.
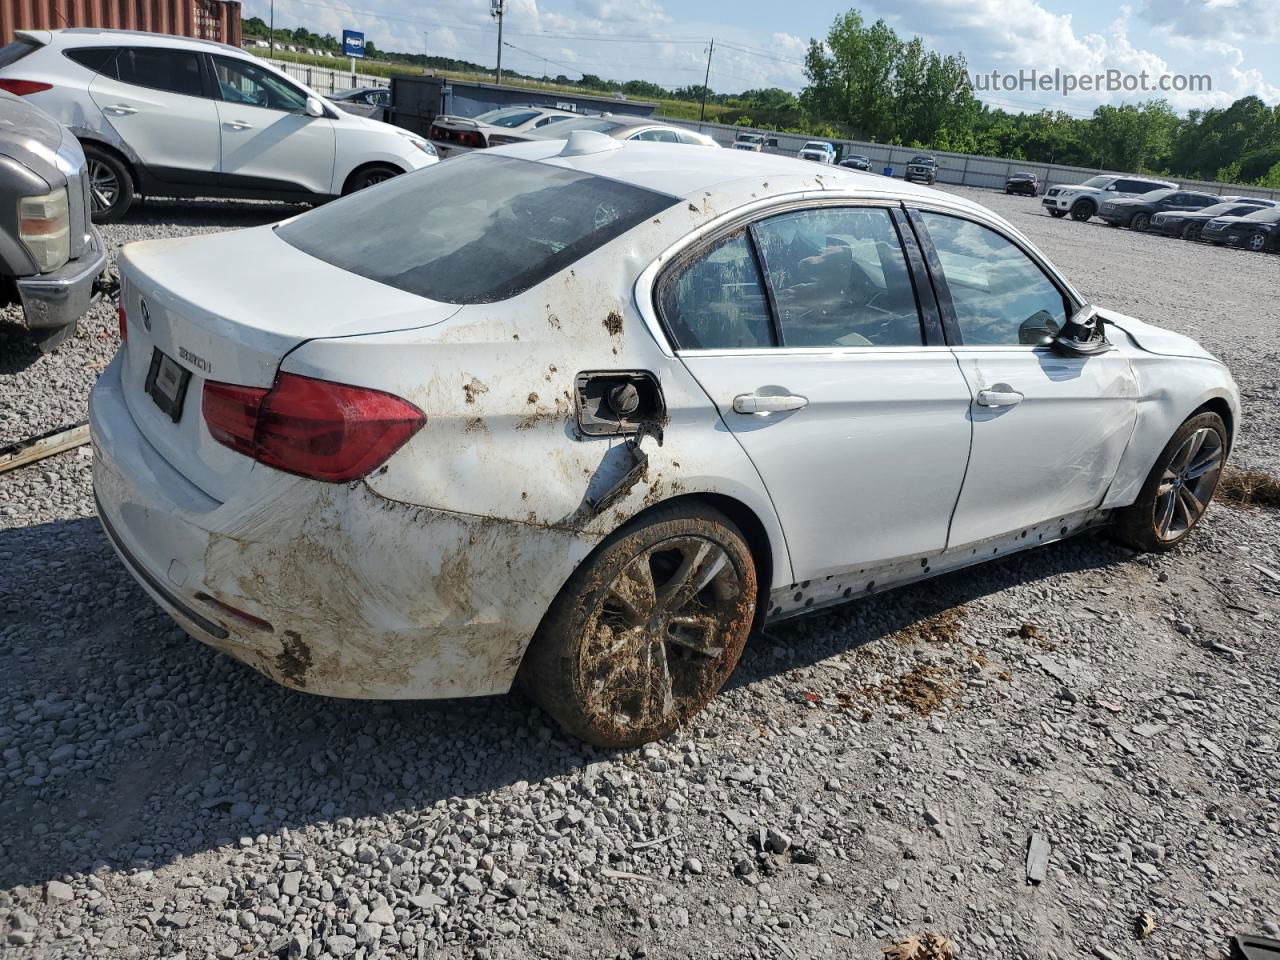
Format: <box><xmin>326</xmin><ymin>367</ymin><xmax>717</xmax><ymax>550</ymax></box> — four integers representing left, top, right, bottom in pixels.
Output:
<box><xmin>660</xmin><ymin>118</ymin><xmax>1280</xmax><ymax>202</ymax></box>
<box><xmin>261</xmin><ymin>57</ymin><xmax>389</xmax><ymax>96</ymax></box>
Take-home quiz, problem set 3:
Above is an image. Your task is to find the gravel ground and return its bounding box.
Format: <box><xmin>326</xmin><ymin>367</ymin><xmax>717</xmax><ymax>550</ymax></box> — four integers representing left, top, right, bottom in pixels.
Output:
<box><xmin>1</xmin><ymin>189</ymin><xmax>1278</xmax><ymax>960</ymax></box>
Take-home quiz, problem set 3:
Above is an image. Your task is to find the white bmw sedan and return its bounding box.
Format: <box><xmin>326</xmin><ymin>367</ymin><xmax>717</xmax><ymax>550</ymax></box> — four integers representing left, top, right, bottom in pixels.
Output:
<box><xmin>90</xmin><ymin>131</ymin><xmax>1240</xmax><ymax>748</ymax></box>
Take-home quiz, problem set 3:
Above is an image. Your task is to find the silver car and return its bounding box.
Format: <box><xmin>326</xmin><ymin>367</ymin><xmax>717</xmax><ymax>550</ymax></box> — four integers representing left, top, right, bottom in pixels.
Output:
<box><xmin>0</xmin><ymin>90</ymin><xmax>107</xmax><ymax>351</ymax></box>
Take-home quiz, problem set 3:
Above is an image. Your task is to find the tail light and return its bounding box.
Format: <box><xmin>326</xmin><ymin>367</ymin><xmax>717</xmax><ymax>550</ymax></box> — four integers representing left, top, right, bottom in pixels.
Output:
<box><xmin>117</xmin><ymin>303</ymin><xmax>127</xmax><ymax>342</ymax></box>
<box><xmin>203</xmin><ymin>373</ymin><xmax>425</xmax><ymax>483</ymax></box>
<box><xmin>0</xmin><ymin>79</ymin><xmax>53</xmax><ymax>96</ymax></box>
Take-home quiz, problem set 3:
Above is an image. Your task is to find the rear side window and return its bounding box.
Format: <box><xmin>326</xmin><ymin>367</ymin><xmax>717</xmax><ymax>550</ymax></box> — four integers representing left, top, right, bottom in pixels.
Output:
<box><xmin>918</xmin><ymin>212</ymin><xmax>1070</xmax><ymax>346</ymax></box>
<box><xmin>659</xmin><ymin>232</ymin><xmax>774</xmax><ymax>350</ymax></box>
<box><xmin>112</xmin><ymin>47</ymin><xmax>204</xmax><ymax>97</ymax></box>
<box><xmin>64</xmin><ymin>47</ymin><xmax>117</xmax><ymax>73</ymax></box>
<box><xmin>0</xmin><ymin>38</ymin><xmax>39</xmax><ymax>69</ymax></box>
<box><xmin>277</xmin><ymin>154</ymin><xmax>677</xmax><ymax>304</ymax></box>
<box><xmin>752</xmin><ymin>207</ymin><xmax>922</xmax><ymax>347</ymax></box>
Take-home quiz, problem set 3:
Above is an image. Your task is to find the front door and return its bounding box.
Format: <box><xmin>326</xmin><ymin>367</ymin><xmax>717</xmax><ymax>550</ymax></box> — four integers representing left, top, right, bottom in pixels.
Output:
<box><xmin>909</xmin><ymin>209</ymin><xmax>1138</xmax><ymax>547</ymax></box>
<box><xmin>663</xmin><ymin>205</ymin><xmax>975</xmax><ymax>582</ymax></box>
<box><xmin>208</xmin><ymin>54</ymin><xmax>336</xmax><ymax>197</ymax></box>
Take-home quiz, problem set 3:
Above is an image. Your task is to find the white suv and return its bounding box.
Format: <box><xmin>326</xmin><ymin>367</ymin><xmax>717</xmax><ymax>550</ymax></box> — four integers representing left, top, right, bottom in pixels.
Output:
<box><xmin>1042</xmin><ymin>174</ymin><xmax>1176</xmax><ymax>222</ymax></box>
<box><xmin>0</xmin><ymin>29</ymin><xmax>438</xmax><ymax>222</ymax></box>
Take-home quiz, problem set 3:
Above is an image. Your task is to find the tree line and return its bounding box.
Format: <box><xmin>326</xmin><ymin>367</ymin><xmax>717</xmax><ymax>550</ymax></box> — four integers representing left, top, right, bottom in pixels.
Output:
<box><xmin>244</xmin><ymin>11</ymin><xmax>1280</xmax><ymax>185</ymax></box>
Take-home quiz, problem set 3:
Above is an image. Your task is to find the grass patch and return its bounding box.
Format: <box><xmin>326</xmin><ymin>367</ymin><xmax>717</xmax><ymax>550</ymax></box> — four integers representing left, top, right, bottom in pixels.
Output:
<box><xmin>1219</xmin><ymin>466</ymin><xmax>1280</xmax><ymax>509</ymax></box>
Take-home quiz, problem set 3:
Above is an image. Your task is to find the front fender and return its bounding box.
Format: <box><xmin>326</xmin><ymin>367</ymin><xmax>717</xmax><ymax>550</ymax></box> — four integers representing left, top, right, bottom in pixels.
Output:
<box><xmin>1101</xmin><ymin>350</ymin><xmax>1241</xmax><ymax>509</ymax></box>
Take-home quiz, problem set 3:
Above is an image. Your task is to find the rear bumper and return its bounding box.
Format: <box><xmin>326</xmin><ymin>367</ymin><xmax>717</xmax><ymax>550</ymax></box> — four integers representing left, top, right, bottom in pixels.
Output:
<box><xmin>89</xmin><ymin>352</ymin><xmax>578</xmax><ymax>700</ymax></box>
<box><xmin>16</xmin><ymin>226</ymin><xmax>107</xmax><ymax>332</ymax></box>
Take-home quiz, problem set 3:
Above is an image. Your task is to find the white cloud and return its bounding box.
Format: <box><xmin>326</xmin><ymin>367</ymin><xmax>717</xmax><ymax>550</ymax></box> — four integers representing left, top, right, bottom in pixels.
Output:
<box><xmin>872</xmin><ymin>0</ymin><xmax>1278</xmax><ymax>110</ymax></box>
<box><xmin>1139</xmin><ymin>0</ymin><xmax>1280</xmax><ymax>42</ymax></box>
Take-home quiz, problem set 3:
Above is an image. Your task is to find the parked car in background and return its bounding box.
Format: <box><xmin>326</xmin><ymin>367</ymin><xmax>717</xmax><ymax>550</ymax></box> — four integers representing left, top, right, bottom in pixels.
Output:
<box><xmin>733</xmin><ymin>132</ymin><xmax>764</xmax><ymax>152</ymax></box>
<box><xmin>328</xmin><ymin>86</ymin><xmax>389</xmax><ymax>120</ymax></box>
<box><xmin>1200</xmin><ymin>205</ymin><xmax>1280</xmax><ymax>252</ymax></box>
<box><xmin>91</xmin><ymin>132</ymin><xmax>1238</xmax><ymax>748</ymax></box>
<box><xmin>428</xmin><ymin>104</ymin><xmax>579</xmax><ymax>154</ymax></box>
<box><xmin>0</xmin><ymin>29</ymin><xmax>437</xmax><ymax>223</ymax></box>
<box><xmin>528</xmin><ymin>116</ymin><xmax>718</xmax><ymax>147</ymax></box>
<box><xmin>904</xmin><ymin>155</ymin><xmax>937</xmax><ymax>184</ymax></box>
<box><xmin>1042</xmin><ymin>174</ymin><xmax>1176</xmax><ymax>222</ymax></box>
<box><xmin>1098</xmin><ymin>188</ymin><xmax>1222</xmax><ymax>231</ymax></box>
<box><xmin>839</xmin><ymin>154</ymin><xmax>871</xmax><ymax>171</ymax></box>
<box><xmin>1151</xmin><ymin>198</ymin><xmax>1276</xmax><ymax>241</ymax></box>
<box><xmin>1005</xmin><ymin>171</ymin><xmax>1039</xmax><ymax>195</ymax></box>
<box><xmin>797</xmin><ymin>141</ymin><xmax>835</xmax><ymax>164</ymax></box>
<box><xmin>0</xmin><ymin>90</ymin><xmax>107</xmax><ymax>352</ymax></box>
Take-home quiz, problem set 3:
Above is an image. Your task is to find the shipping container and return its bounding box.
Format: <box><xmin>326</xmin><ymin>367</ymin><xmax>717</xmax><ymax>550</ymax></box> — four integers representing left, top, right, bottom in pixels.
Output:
<box><xmin>2</xmin><ymin>0</ymin><xmax>241</xmax><ymax>48</ymax></box>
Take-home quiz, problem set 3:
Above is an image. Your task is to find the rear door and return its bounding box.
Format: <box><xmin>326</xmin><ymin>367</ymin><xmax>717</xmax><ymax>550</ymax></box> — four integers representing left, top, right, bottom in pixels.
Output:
<box><xmin>668</xmin><ymin>203</ymin><xmax>974</xmax><ymax>581</ymax></box>
<box><xmin>907</xmin><ymin>208</ymin><xmax>1138</xmax><ymax>548</ymax></box>
<box><xmin>87</xmin><ymin>46</ymin><xmax>221</xmax><ymax>186</ymax></box>
<box><xmin>208</xmin><ymin>54</ymin><xmax>335</xmax><ymax>196</ymax></box>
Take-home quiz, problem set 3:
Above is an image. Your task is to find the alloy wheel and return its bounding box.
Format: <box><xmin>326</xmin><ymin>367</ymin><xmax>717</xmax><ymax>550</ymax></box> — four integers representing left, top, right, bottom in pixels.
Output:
<box><xmin>87</xmin><ymin>159</ymin><xmax>119</xmax><ymax>214</ymax></box>
<box><xmin>579</xmin><ymin>535</ymin><xmax>747</xmax><ymax>737</ymax></box>
<box><xmin>1153</xmin><ymin>427</ymin><xmax>1223</xmax><ymax>542</ymax></box>
<box><xmin>1248</xmin><ymin>233</ymin><xmax>1266</xmax><ymax>252</ymax></box>
<box><xmin>1132</xmin><ymin>213</ymin><xmax>1150</xmax><ymax>231</ymax></box>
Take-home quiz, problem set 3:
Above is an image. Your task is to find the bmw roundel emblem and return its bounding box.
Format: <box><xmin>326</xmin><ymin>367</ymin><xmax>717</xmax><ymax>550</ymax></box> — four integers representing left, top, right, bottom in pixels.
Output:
<box><xmin>140</xmin><ymin>298</ymin><xmax>152</xmax><ymax>332</ymax></box>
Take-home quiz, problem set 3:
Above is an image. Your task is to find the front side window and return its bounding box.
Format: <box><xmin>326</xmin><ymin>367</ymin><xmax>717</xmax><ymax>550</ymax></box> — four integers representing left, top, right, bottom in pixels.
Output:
<box><xmin>278</xmin><ymin>153</ymin><xmax>676</xmax><ymax>304</ymax></box>
<box><xmin>113</xmin><ymin>47</ymin><xmax>204</xmax><ymax>97</ymax></box>
<box><xmin>659</xmin><ymin>232</ymin><xmax>774</xmax><ymax>350</ymax></box>
<box><xmin>918</xmin><ymin>212</ymin><xmax>1069</xmax><ymax>346</ymax></box>
<box><xmin>211</xmin><ymin>55</ymin><xmax>307</xmax><ymax>111</ymax></box>
<box><xmin>752</xmin><ymin>207</ymin><xmax>922</xmax><ymax>348</ymax></box>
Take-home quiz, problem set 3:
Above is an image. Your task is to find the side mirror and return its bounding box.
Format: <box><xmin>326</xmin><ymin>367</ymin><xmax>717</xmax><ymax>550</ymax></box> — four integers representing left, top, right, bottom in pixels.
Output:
<box><xmin>1052</xmin><ymin>303</ymin><xmax>1113</xmax><ymax>356</ymax></box>
<box><xmin>305</xmin><ymin>96</ymin><xmax>325</xmax><ymax>118</ymax></box>
<box><xmin>1018</xmin><ymin>310</ymin><xmax>1059</xmax><ymax>346</ymax></box>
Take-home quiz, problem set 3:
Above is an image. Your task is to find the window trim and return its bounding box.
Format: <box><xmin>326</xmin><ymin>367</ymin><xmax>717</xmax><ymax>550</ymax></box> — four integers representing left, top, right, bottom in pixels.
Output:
<box><xmin>905</xmin><ymin>204</ymin><xmax>1082</xmax><ymax>349</ymax></box>
<box><xmin>207</xmin><ymin>51</ymin><xmax>311</xmax><ymax>113</ymax></box>
<box><xmin>654</xmin><ymin>198</ymin><xmax>940</xmax><ymax>355</ymax></box>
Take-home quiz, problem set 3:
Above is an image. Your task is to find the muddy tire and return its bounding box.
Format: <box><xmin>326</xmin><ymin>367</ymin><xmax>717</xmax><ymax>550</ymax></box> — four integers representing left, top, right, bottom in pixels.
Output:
<box><xmin>519</xmin><ymin>503</ymin><xmax>757</xmax><ymax>748</ymax></box>
<box><xmin>1113</xmin><ymin>412</ymin><xmax>1227</xmax><ymax>553</ymax></box>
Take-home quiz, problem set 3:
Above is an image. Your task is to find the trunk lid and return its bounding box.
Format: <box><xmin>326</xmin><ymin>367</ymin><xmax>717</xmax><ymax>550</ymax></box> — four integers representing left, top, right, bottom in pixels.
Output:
<box><xmin>117</xmin><ymin>224</ymin><xmax>461</xmax><ymax>502</ymax></box>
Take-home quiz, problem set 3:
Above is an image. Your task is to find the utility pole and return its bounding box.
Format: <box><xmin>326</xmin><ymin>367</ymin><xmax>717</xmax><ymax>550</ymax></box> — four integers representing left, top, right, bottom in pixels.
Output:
<box><xmin>269</xmin><ymin>0</ymin><xmax>275</xmax><ymax>56</ymax></box>
<box><xmin>699</xmin><ymin>38</ymin><xmax>714</xmax><ymax>123</ymax></box>
<box><xmin>492</xmin><ymin>0</ymin><xmax>505</xmax><ymax>85</ymax></box>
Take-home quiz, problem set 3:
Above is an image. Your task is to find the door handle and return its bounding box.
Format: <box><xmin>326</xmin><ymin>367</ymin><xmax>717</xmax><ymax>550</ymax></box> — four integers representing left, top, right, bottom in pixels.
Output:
<box><xmin>976</xmin><ymin>386</ymin><xmax>1025</xmax><ymax>408</ymax></box>
<box><xmin>224</xmin><ymin>121</ymin><xmax>254</xmax><ymax>130</ymax></box>
<box><xmin>733</xmin><ymin>392</ymin><xmax>809</xmax><ymax>414</ymax></box>
<box><xmin>104</xmin><ymin>104</ymin><xmax>137</xmax><ymax>115</ymax></box>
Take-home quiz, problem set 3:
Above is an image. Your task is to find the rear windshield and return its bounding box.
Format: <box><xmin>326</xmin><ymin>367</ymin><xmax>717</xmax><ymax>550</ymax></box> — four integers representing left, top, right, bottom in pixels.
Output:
<box><xmin>276</xmin><ymin>154</ymin><xmax>677</xmax><ymax>304</ymax></box>
<box><xmin>1244</xmin><ymin>207</ymin><xmax>1280</xmax><ymax>223</ymax></box>
<box><xmin>0</xmin><ymin>38</ymin><xmax>39</xmax><ymax>69</ymax></box>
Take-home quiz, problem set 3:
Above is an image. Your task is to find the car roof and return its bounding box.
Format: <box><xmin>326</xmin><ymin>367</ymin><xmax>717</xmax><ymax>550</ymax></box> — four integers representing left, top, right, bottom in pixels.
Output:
<box><xmin>493</xmin><ymin>138</ymin><xmax>987</xmax><ymax>212</ymax></box>
<box><xmin>30</xmin><ymin>27</ymin><xmax>241</xmax><ymax>55</ymax></box>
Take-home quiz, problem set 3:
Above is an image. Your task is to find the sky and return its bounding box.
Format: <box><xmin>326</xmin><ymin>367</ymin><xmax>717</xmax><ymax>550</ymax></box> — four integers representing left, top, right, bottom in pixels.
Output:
<box><xmin>242</xmin><ymin>0</ymin><xmax>1280</xmax><ymax>115</ymax></box>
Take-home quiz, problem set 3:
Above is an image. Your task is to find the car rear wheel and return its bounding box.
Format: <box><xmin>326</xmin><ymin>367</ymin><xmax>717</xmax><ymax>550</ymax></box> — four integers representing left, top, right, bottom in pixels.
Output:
<box><xmin>1181</xmin><ymin>222</ymin><xmax>1201</xmax><ymax>241</ymax></box>
<box><xmin>1113</xmin><ymin>412</ymin><xmax>1227</xmax><ymax>552</ymax></box>
<box><xmin>1247</xmin><ymin>232</ymin><xmax>1267</xmax><ymax>252</ymax></box>
<box><xmin>519</xmin><ymin>504</ymin><xmax>757</xmax><ymax>748</ymax></box>
<box><xmin>83</xmin><ymin>145</ymin><xmax>134</xmax><ymax>224</ymax></box>
<box><xmin>1130</xmin><ymin>212</ymin><xmax>1151</xmax><ymax>232</ymax></box>
<box><xmin>1070</xmin><ymin>200</ymin><xmax>1095</xmax><ymax>222</ymax></box>
<box><xmin>1049</xmin><ymin>209</ymin><xmax>1068</xmax><ymax>218</ymax></box>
